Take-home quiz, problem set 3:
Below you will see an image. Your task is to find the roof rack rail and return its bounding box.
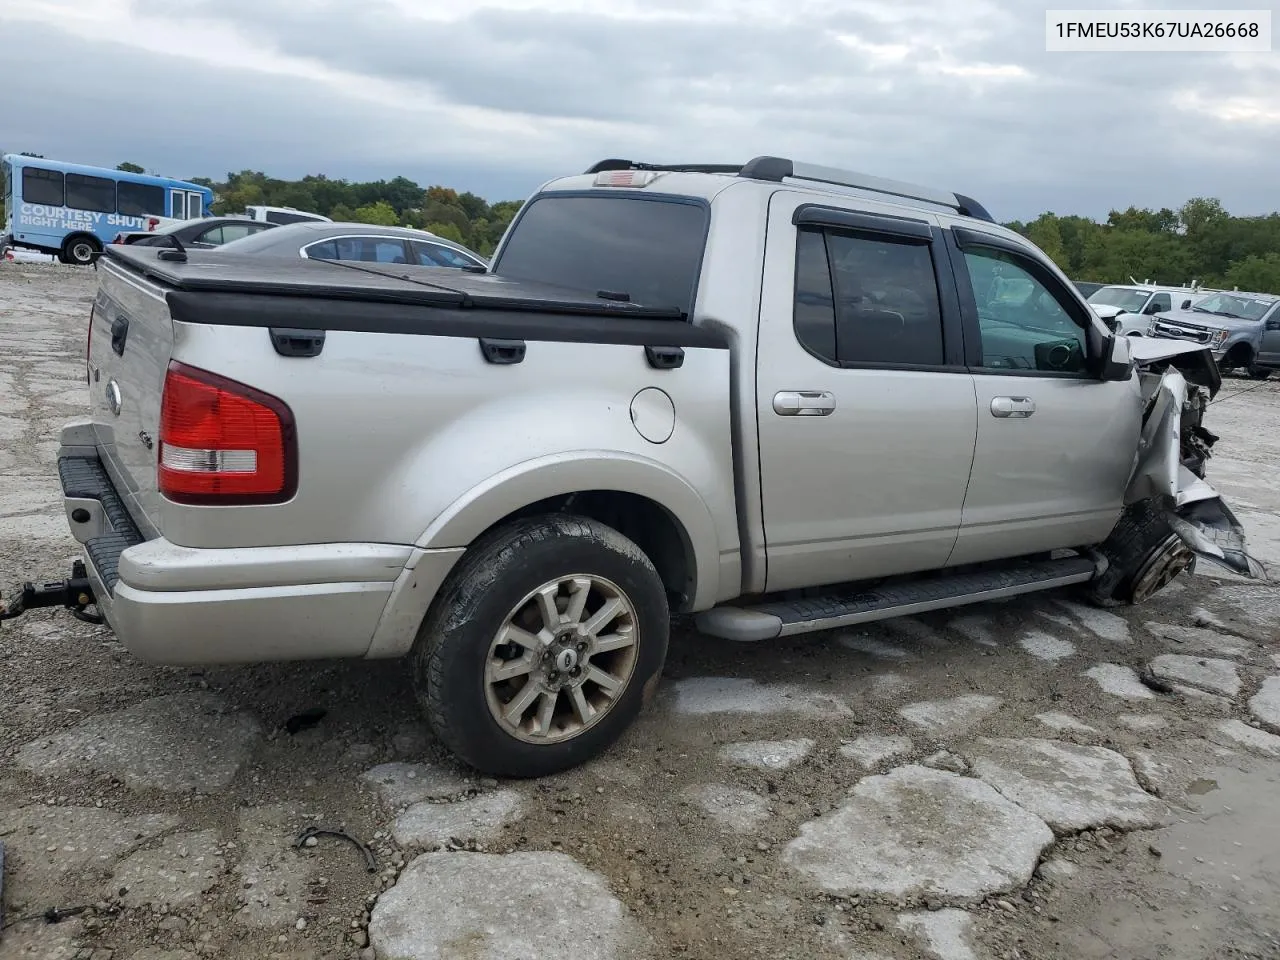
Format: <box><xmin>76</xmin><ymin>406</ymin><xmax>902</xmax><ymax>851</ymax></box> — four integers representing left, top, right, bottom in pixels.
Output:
<box><xmin>582</xmin><ymin>157</ymin><xmax>994</xmax><ymax>222</ymax></box>
<box><xmin>737</xmin><ymin>156</ymin><xmax>993</xmax><ymax>222</ymax></box>
<box><xmin>585</xmin><ymin>159</ymin><xmax>744</xmax><ymax>175</ymax></box>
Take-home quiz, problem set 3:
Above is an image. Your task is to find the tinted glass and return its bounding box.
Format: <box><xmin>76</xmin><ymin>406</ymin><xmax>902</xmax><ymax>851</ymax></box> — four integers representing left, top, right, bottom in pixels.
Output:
<box><xmin>117</xmin><ymin>181</ymin><xmax>165</xmax><ymax>217</ymax></box>
<box><xmin>793</xmin><ymin>228</ymin><xmax>836</xmax><ymax>361</ymax></box>
<box><xmin>964</xmin><ymin>248</ymin><xmax>1086</xmax><ymax>373</ymax></box>
<box><xmin>826</xmin><ymin>230</ymin><xmax>944</xmax><ymax>366</ymax></box>
<box><xmin>1087</xmin><ymin>286</ymin><xmax>1150</xmax><ymax>313</ymax></box>
<box><xmin>22</xmin><ymin>167</ymin><xmax>64</xmax><ymax>206</ymax></box>
<box><xmin>494</xmin><ymin>195</ymin><xmax>707</xmax><ymax>314</ymax></box>
<box><xmin>267</xmin><ymin>210</ymin><xmax>323</xmax><ymax>225</ymax></box>
<box><xmin>66</xmin><ymin>175</ymin><xmax>115</xmax><ymax>214</ymax></box>
<box><xmin>304</xmin><ymin>239</ymin><xmax>339</xmax><ymax>259</ymax></box>
<box><xmin>198</xmin><ymin>223</ymin><xmax>253</xmax><ymax>246</ymax></box>
<box><xmin>412</xmin><ymin>240</ymin><xmax>479</xmax><ymax>268</ymax></box>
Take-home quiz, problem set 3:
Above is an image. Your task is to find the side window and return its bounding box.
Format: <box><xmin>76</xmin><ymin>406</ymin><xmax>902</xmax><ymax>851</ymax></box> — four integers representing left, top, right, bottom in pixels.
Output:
<box><xmin>412</xmin><ymin>240</ymin><xmax>478</xmax><ymax>268</ymax></box>
<box><xmin>327</xmin><ymin>237</ymin><xmax>407</xmax><ymax>263</ymax></box>
<box><xmin>187</xmin><ymin>193</ymin><xmax>205</xmax><ymax>220</ymax></box>
<box><xmin>1149</xmin><ymin>293</ymin><xmax>1172</xmax><ymax>314</ymax></box>
<box><xmin>65</xmin><ymin>174</ymin><xmax>116</xmax><ymax>214</ymax></box>
<box><xmin>962</xmin><ymin>248</ymin><xmax>1087</xmax><ymax>374</ymax></box>
<box><xmin>22</xmin><ymin>167</ymin><xmax>64</xmax><ymax>206</ymax></box>
<box><xmin>305</xmin><ymin>240</ymin><xmax>339</xmax><ymax>260</ymax></box>
<box><xmin>117</xmin><ymin>182</ymin><xmax>165</xmax><ymax>217</ymax></box>
<box><xmin>791</xmin><ymin>225</ymin><xmax>945</xmax><ymax>366</ymax></box>
<box><xmin>194</xmin><ymin>226</ymin><xmax>225</xmax><ymax>245</ymax></box>
<box><xmin>212</xmin><ymin>223</ymin><xmax>253</xmax><ymax>245</ymax></box>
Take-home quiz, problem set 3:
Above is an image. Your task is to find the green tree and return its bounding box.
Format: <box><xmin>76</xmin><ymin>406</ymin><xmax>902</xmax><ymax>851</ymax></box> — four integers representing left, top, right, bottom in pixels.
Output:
<box><xmin>351</xmin><ymin>200</ymin><xmax>399</xmax><ymax>226</ymax></box>
<box><xmin>116</xmin><ymin>161</ymin><xmax>146</xmax><ymax>174</ymax></box>
<box><xmin>1224</xmin><ymin>253</ymin><xmax>1280</xmax><ymax>295</ymax></box>
<box><xmin>1025</xmin><ymin>214</ymin><xmax>1069</xmax><ymax>270</ymax></box>
<box><xmin>426</xmin><ymin>221</ymin><xmax>466</xmax><ymax>244</ymax></box>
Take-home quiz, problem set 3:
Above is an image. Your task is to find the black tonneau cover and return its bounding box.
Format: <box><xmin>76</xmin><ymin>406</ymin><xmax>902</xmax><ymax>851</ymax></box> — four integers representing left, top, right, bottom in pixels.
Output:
<box><xmin>100</xmin><ymin>244</ymin><xmax>686</xmax><ymax>320</ymax></box>
<box><xmin>100</xmin><ymin>241</ymin><xmax>730</xmax><ymax>350</ymax></box>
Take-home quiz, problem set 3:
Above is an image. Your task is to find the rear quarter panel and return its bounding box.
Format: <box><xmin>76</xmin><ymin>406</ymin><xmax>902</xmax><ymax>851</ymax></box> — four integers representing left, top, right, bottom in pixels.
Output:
<box><xmin>162</xmin><ymin>323</ymin><xmax>739</xmax><ymax>609</ymax></box>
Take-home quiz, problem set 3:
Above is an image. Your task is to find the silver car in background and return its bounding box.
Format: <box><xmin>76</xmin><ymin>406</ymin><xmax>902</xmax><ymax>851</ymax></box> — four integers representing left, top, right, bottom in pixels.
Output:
<box><xmin>215</xmin><ymin>221</ymin><xmax>489</xmax><ymax>269</ymax></box>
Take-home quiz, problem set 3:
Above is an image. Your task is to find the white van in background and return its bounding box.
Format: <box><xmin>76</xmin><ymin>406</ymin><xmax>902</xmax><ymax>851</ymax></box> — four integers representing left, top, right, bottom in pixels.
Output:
<box><xmin>243</xmin><ymin>205</ymin><xmax>332</xmax><ymax>225</ymax></box>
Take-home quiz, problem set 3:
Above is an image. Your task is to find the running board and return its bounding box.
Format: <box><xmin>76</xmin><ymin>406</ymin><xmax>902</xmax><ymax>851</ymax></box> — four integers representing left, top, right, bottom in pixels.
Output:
<box><xmin>694</xmin><ymin>556</ymin><xmax>1099</xmax><ymax>642</ymax></box>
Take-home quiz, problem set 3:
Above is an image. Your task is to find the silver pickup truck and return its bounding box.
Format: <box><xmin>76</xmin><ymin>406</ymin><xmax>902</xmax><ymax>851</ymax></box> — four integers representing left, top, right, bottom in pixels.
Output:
<box><xmin>27</xmin><ymin>155</ymin><xmax>1265</xmax><ymax>777</ymax></box>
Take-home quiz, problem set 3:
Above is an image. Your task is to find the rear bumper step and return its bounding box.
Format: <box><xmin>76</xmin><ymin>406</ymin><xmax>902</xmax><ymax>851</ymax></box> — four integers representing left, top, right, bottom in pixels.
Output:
<box><xmin>695</xmin><ymin>555</ymin><xmax>1099</xmax><ymax>641</ymax></box>
<box><xmin>58</xmin><ymin>455</ymin><xmax>145</xmax><ymax>595</ymax></box>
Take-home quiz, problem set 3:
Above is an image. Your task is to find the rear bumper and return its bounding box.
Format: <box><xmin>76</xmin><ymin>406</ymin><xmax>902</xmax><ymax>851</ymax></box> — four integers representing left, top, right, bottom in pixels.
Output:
<box><xmin>57</xmin><ymin>446</ymin><xmax>464</xmax><ymax>665</ymax></box>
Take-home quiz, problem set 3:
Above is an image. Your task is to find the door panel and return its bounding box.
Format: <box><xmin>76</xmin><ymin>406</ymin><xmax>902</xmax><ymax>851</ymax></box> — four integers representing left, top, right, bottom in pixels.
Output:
<box><xmin>947</xmin><ymin>234</ymin><xmax>1142</xmax><ymax>565</ymax></box>
<box><xmin>755</xmin><ymin>191</ymin><xmax>978</xmax><ymax>592</ymax></box>
<box><xmin>1258</xmin><ymin>307</ymin><xmax>1280</xmax><ymax>366</ymax></box>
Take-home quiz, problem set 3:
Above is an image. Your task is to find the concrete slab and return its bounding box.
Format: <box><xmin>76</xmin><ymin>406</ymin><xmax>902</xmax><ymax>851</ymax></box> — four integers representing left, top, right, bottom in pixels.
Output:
<box><xmin>1019</xmin><ymin>631</ymin><xmax>1077</xmax><ymax>662</ymax></box>
<box><xmin>0</xmin><ymin>806</ymin><xmax>179</xmax><ymax>900</ymax></box>
<box><xmin>1054</xmin><ymin>600</ymin><xmax>1131</xmax><ymax>644</ymax></box>
<box><xmin>971</xmin><ymin>738</ymin><xmax>1169</xmax><ymax>833</ymax></box>
<box><xmin>1086</xmin><ymin>664</ymin><xmax>1156</xmax><ymax>700</ymax></box>
<box><xmin>839</xmin><ymin>734</ymin><xmax>914</xmax><ymax>769</ymax></box>
<box><xmin>899</xmin><ymin>695</ymin><xmax>1001</xmax><ymax>733</ymax></box>
<box><xmin>15</xmin><ymin>692</ymin><xmax>261</xmax><ymax>793</ymax></box>
<box><xmin>682</xmin><ymin>784</ymin><xmax>771</xmax><ymax>833</ymax></box>
<box><xmin>392</xmin><ymin>790</ymin><xmax>526</xmax><ymax>848</ymax></box>
<box><xmin>898</xmin><ymin>909</ymin><xmax>980</xmax><ymax>960</ymax></box>
<box><xmin>1248</xmin><ymin>676</ymin><xmax>1280</xmax><ymax>731</ymax></box>
<box><xmin>1148</xmin><ymin>655</ymin><xmax>1242</xmax><ymax>698</ymax></box>
<box><xmin>359</xmin><ymin>762</ymin><xmax>473</xmax><ymax>808</ymax></box>
<box><xmin>1035</xmin><ymin>713</ymin><xmax>1098</xmax><ymax>735</ymax></box>
<box><xmin>369</xmin><ymin>852</ymin><xmax>652</xmax><ymax>960</ymax></box>
<box><xmin>782</xmin><ymin>765</ymin><xmax>1053</xmax><ymax>901</ymax></box>
<box><xmin>1117</xmin><ymin>714</ymin><xmax>1169</xmax><ymax>732</ymax></box>
<box><xmin>1212</xmin><ymin>719</ymin><xmax>1280</xmax><ymax>758</ymax></box>
<box><xmin>1144</xmin><ymin>622</ymin><xmax>1254</xmax><ymax>659</ymax></box>
<box><xmin>233</xmin><ymin>805</ymin><xmax>312</xmax><ymax>928</ymax></box>
<box><xmin>720</xmin><ymin>738</ymin><xmax>814</xmax><ymax>771</ymax></box>
<box><xmin>111</xmin><ymin>829</ymin><xmax>224</xmax><ymax>910</ymax></box>
<box><xmin>0</xmin><ymin>916</ymin><xmax>84</xmax><ymax>960</ymax></box>
<box><xmin>669</xmin><ymin>677</ymin><xmax>850</xmax><ymax>717</ymax></box>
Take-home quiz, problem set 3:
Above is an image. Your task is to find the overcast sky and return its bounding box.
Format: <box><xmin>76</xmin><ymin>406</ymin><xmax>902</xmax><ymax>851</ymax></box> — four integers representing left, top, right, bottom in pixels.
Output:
<box><xmin>2</xmin><ymin>0</ymin><xmax>1277</xmax><ymax>221</ymax></box>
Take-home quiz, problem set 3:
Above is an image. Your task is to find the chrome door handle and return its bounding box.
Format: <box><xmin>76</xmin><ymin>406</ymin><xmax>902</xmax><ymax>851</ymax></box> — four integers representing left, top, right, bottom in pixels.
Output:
<box><xmin>991</xmin><ymin>396</ymin><xmax>1035</xmax><ymax>418</ymax></box>
<box><xmin>773</xmin><ymin>390</ymin><xmax>836</xmax><ymax>416</ymax></box>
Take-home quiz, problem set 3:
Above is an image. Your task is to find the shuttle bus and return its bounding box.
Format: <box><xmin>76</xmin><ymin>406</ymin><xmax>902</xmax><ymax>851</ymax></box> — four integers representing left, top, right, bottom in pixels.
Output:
<box><xmin>1</xmin><ymin>155</ymin><xmax>213</xmax><ymax>264</ymax></box>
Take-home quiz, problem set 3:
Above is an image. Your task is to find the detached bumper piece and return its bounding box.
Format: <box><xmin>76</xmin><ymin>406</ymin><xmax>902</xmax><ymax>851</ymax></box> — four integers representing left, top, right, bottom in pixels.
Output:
<box><xmin>0</xmin><ymin>559</ymin><xmax>102</xmax><ymax>627</ymax></box>
<box><xmin>1169</xmin><ymin>497</ymin><xmax>1269</xmax><ymax>580</ymax></box>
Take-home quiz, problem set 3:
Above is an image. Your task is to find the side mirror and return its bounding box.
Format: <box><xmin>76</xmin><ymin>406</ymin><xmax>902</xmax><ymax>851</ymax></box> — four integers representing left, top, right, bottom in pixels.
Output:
<box><xmin>1181</xmin><ymin>299</ymin><xmax>1193</xmax><ymax>310</ymax></box>
<box><xmin>1099</xmin><ymin>333</ymin><xmax>1132</xmax><ymax>381</ymax></box>
<box><xmin>1143</xmin><ymin>301</ymin><xmax>1163</xmax><ymax>315</ymax></box>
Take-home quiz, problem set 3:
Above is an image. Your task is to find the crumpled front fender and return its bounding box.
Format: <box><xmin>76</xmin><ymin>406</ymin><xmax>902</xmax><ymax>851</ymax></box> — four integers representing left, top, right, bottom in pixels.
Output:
<box><xmin>1125</xmin><ymin>358</ymin><xmax>1266</xmax><ymax>581</ymax></box>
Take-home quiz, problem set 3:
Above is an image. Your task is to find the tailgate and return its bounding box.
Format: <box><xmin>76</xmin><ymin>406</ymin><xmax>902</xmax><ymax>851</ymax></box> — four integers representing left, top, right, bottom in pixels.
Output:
<box><xmin>88</xmin><ymin>259</ymin><xmax>174</xmax><ymax>538</ymax></box>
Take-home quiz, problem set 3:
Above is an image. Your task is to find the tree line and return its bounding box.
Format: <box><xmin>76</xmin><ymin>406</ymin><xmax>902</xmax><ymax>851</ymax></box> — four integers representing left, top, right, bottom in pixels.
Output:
<box><xmin>2</xmin><ymin>154</ymin><xmax>1278</xmax><ymax>290</ymax></box>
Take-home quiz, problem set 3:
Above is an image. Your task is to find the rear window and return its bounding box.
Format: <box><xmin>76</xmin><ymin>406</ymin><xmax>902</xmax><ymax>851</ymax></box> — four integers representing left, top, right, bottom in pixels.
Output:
<box><xmin>493</xmin><ymin>195</ymin><xmax>708</xmax><ymax>315</ymax></box>
<box><xmin>267</xmin><ymin>210</ymin><xmax>324</xmax><ymax>225</ymax></box>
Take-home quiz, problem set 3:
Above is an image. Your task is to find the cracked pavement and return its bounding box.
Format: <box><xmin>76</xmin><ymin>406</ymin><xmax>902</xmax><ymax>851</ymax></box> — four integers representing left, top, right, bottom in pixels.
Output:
<box><xmin>2</xmin><ymin>263</ymin><xmax>1280</xmax><ymax>960</ymax></box>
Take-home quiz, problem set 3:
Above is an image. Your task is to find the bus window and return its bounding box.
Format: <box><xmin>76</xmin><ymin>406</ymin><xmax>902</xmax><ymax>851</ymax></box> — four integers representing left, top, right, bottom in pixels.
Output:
<box><xmin>187</xmin><ymin>192</ymin><xmax>203</xmax><ymax>219</ymax></box>
<box><xmin>22</xmin><ymin>167</ymin><xmax>64</xmax><ymax>206</ymax></box>
<box><xmin>118</xmin><ymin>181</ymin><xmax>165</xmax><ymax>217</ymax></box>
<box><xmin>66</xmin><ymin>174</ymin><xmax>116</xmax><ymax>214</ymax></box>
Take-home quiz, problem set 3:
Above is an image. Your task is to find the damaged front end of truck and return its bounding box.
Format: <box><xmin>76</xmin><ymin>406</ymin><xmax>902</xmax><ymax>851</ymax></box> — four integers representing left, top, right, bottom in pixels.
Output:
<box><xmin>1116</xmin><ymin>337</ymin><xmax>1267</xmax><ymax>596</ymax></box>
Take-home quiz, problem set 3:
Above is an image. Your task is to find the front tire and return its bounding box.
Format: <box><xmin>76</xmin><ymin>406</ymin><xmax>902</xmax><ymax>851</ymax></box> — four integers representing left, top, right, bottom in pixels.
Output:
<box><xmin>1087</xmin><ymin>499</ymin><xmax>1193</xmax><ymax>607</ymax></box>
<box><xmin>1248</xmin><ymin>366</ymin><xmax>1272</xmax><ymax>381</ymax></box>
<box><xmin>410</xmin><ymin>514</ymin><xmax>670</xmax><ymax>778</ymax></box>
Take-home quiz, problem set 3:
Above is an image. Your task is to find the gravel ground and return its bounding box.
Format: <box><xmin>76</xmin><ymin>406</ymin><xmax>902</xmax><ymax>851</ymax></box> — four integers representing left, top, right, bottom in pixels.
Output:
<box><xmin>2</xmin><ymin>261</ymin><xmax>1279</xmax><ymax>960</ymax></box>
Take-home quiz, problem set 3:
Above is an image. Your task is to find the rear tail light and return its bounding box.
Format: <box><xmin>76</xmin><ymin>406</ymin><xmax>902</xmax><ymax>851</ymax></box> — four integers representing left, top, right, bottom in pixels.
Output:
<box><xmin>593</xmin><ymin>170</ymin><xmax>659</xmax><ymax>187</ymax></box>
<box><xmin>158</xmin><ymin>361</ymin><xmax>297</xmax><ymax>504</ymax></box>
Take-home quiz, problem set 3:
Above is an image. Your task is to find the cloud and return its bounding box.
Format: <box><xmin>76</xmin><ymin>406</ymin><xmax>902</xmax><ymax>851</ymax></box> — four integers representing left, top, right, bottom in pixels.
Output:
<box><xmin>2</xmin><ymin>0</ymin><xmax>1276</xmax><ymax>219</ymax></box>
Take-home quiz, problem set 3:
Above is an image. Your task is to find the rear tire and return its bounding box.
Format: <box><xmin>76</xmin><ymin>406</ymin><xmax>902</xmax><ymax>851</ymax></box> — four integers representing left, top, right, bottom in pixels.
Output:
<box><xmin>410</xmin><ymin>514</ymin><xmax>670</xmax><ymax>778</ymax></box>
<box><xmin>61</xmin><ymin>235</ymin><xmax>100</xmax><ymax>266</ymax></box>
<box><xmin>1087</xmin><ymin>499</ymin><xmax>1193</xmax><ymax>607</ymax></box>
<box><xmin>1247</xmin><ymin>366</ymin><xmax>1272</xmax><ymax>381</ymax></box>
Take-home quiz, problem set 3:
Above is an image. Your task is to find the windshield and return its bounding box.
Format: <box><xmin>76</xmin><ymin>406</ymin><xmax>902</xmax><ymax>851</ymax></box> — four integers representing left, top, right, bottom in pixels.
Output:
<box><xmin>1191</xmin><ymin>293</ymin><xmax>1273</xmax><ymax>321</ymax></box>
<box><xmin>1086</xmin><ymin>287</ymin><xmax>1150</xmax><ymax>313</ymax></box>
<box><xmin>493</xmin><ymin>194</ymin><xmax>708</xmax><ymax>315</ymax></box>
